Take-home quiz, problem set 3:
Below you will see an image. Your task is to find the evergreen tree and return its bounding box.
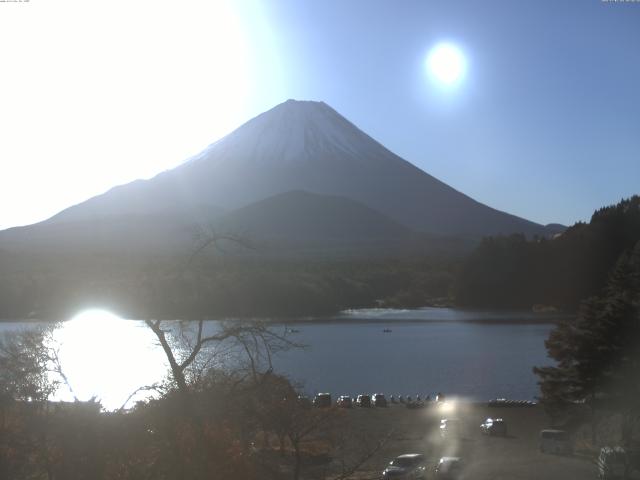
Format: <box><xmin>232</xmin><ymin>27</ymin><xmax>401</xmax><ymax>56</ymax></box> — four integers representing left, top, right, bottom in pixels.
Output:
<box><xmin>534</xmin><ymin>241</ymin><xmax>640</xmax><ymax>442</ymax></box>
<box><xmin>455</xmin><ymin>195</ymin><xmax>640</xmax><ymax>310</ymax></box>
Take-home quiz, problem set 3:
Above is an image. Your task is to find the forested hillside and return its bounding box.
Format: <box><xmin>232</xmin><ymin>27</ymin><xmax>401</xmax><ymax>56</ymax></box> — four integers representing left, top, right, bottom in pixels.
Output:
<box><xmin>0</xmin><ymin>253</ymin><xmax>457</xmax><ymax>320</ymax></box>
<box><xmin>454</xmin><ymin>196</ymin><xmax>640</xmax><ymax>310</ymax></box>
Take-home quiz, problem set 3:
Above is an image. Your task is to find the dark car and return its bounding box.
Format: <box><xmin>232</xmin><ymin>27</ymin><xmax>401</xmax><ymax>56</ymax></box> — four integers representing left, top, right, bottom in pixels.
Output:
<box><xmin>356</xmin><ymin>394</ymin><xmax>371</xmax><ymax>407</ymax></box>
<box><xmin>382</xmin><ymin>453</ymin><xmax>427</xmax><ymax>479</ymax></box>
<box><xmin>336</xmin><ymin>395</ymin><xmax>353</xmax><ymax>408</ymax></box>
<box><xmin>313</xmin><ymin>393</ymin><xmax>332</xmax><ymax>408</ymax></box>
<box><xmin>480</xmin><ymin>417</ymin><xmax>507</xmax><ymax>436</ymax></box>
<box><xmin>372</xmin><ymin>393</ymin><xmax>387</xmax><ymax>407</ymax></box>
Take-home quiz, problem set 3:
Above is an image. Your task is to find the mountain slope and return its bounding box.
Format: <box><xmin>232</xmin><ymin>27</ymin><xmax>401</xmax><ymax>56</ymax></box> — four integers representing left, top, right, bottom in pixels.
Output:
<box><xmin>218</xmin><ymin>190</ymin><xmax>412</xmax><ymax>239</ymax></box>
<box><xmin>45</xmin><ymin>99</ymin><xmax>551</xmax><ymax>238</ymax></box>
<box><xmin>0</xmin><ymin>213</ymin><xmax>198</xmax><ymax>254</ymax></box>
<box><xmin>212</xmin><ymin>190</ymin><xmax>428</xmax><ymax>255</ymax></box>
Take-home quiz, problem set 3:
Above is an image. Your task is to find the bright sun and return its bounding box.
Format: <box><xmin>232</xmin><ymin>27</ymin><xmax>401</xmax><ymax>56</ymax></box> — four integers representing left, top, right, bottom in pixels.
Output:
<box><xmin>426</xmin><ymin>43</ymin><xmax>467</xmax><ymax>86</ymax></box>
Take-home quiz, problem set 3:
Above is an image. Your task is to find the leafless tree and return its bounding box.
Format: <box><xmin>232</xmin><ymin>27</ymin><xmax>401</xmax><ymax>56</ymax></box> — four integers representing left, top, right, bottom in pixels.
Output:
<box><xmin>144</xmin><ymin>230</ymin><xmax>301</xmax><ymax>393</ymax></box>
<box><xmin>329</xmin><ymin>426</ymin><xmax>393</xmax><ymax>480</ymax></box>
<box><xmin>0</xmin><ymin>327</ymin><xmax>57</xmax><ymax>403</ymax></box>
<box><xmin>0</xmin><ymin>325</ymin><xmax>78</xmax><ymax>480</ymax></box>
<box><xmin>144</xmin><ymin>318</ymin><xmax>299</xmax><ymax>396</ymax></box>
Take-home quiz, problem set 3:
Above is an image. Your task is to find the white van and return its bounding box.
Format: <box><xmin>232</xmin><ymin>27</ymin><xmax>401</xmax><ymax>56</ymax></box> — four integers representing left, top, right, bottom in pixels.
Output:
<box><xmin>539</xmin><ymin>429</ymin><xmax>572</xmax><ymax>455</ymax></box>
<box><xmin>597</xmin><ymin>446</ymin><xmax>628</xmax><ymax>479</ymax></box>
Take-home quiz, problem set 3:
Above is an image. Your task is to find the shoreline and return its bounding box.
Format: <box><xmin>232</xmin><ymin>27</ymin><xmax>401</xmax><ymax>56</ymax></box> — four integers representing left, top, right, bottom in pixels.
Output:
<box><xmin>0</xmin><ymin>305</ymin><xmax>575</xmax><ymax>324</ymax></box>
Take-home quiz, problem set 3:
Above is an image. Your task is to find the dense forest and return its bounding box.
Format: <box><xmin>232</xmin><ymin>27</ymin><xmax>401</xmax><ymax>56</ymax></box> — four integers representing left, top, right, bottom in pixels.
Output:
<box><xmin>534</xmin><ymin>240</ymin><xmax>640</xmax><ymax>442</ymax></box>
<box><xmin>5</xmin><ymin>195</ymin><xmax>639</xmax><ymax>320</ymax></box>
<box><xmin>454</xmin><ymin>196</ymin><xmax>640</xmax><ymax>311</ymax></box>
<box><xmin>0</xmin><ymin>253</ymin><xmax>457</xmax><ymax>320</ymax></box>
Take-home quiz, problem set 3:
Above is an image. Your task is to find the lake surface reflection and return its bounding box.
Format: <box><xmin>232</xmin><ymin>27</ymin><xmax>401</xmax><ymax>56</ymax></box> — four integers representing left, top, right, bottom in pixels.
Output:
<box><xmin>49</xmin><ymin>310</ymin><xmax>169</xmax><ymax>409</ymax></box>
<box><xmin>275</xmin><ymin>311</ymin><xmax>555</xmax><ymax>402</ymax></box>
<box><xmin>0</xmin><ymin>308</ymin><xmax>559</xmax><ymax>410</ymax></box>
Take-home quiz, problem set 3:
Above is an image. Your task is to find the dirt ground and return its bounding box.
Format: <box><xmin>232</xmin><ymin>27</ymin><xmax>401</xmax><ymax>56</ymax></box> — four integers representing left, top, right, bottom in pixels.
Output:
<box><xmin>340</xmin><ymin>401</ymin><xmax>598</xmax><ymax>480</ymax></box>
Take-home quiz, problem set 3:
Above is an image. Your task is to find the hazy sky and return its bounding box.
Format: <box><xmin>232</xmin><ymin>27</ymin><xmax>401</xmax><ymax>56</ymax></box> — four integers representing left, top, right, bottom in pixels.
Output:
<box><xmin>1</xmin><ymin>0</ymin><xmax>638</xmax><ymax>230</ymax></box>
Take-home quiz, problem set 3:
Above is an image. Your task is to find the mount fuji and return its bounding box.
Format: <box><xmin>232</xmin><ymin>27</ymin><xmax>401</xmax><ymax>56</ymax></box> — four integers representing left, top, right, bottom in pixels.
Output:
<box><xmin>0</xmin><ymin>100</ymin><xmax>558</xmax><ymax>255</ymax></box>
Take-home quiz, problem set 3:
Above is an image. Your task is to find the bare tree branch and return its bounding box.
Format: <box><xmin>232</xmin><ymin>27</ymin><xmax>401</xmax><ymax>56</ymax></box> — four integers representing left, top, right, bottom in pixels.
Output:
<box><xmin>333</xmin><ymin>430</ymin><xmax>394</xmax><ymax>480</ymax></box>
<box><xmin>187</xmin><ymin>231</ymin><xmax>256</xmax><ymax>266</ymax></box>
<box><xmin>117</xmin><ymin>383</ymin><xmax>167</xmax><ymax>412</ymax></box>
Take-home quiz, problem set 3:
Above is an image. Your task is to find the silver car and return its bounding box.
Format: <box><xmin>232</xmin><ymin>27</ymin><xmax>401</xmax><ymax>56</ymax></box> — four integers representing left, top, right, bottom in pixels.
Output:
<box><xmin>480</xmin><ymin>417</ymin><xmax>507</xmax><ymax>436</ymax></box>
<box><xmin>382</xmin><ymin>453</ymin><xmax>427</xmax><ymax>479</ymax></box>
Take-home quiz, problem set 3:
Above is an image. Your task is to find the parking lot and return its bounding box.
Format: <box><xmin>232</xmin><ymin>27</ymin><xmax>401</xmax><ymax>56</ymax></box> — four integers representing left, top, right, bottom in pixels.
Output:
<box><xmin>343</xmin><ymin>401</ymin><xmax>597</xmax><ymax>480</ymax></box>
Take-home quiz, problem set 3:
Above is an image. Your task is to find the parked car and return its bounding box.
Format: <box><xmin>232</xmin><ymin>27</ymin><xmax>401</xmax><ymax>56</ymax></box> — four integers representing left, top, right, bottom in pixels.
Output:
<box><xmin>598</xmin><ymin>446</ymin><xmax>629</xmax><ymax>479</ymax></box>
<box><xmin>336</xmin><ymin>395</ymin><xmax>353</xmax><ymax>408</ymax></box>
<box><xmin>381</xmin><ymin>453</ymin><xmax>427</xmax><ymax>479</ymax></box>
<box><xmin>434</xmin><ymin>457</ymin><xmax>463</xmax><ymax>479</ymax></box>
<box><xmin>539</xmin><ymin>429</ymin><xmax>573</xmax><ymax>455</ymax></box>
<box><xmin>372</xmin><ymin>393</ymin><xmax>387</xmax><ymax>407</ymax></box>
<box><xmin>439</xmin><ymin>418</ymin><xmax>461</xmax><ymax>439</ymax></box>
<box><xmin>313</xmin><ymin>393</ymin><xmax>332</xmax><ymax>408</ymax></box>
<box><xmin>356</xmin><ymin>394</ymin><xmax>371</xmax><ymax>407</ymax></box>
<box><xmin>297</xmin><ymin>395</ymin><xmax>311</xmax><ymax>408</ymax></box>
<box><xmin>480</xmin><ymin>417</ymin><xmax>507</xmax><ymax>436</ymax></box>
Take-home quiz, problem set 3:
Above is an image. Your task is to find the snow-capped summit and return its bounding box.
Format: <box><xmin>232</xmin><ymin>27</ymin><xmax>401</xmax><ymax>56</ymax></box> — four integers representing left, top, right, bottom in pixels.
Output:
<box><xmin>190</xmin><ymin>99</ymin><xmax>384</xmax><ymax>167</ymax></box>
<box><xmin>37</xmin><ymin>99</ymin><xmax>550</xmax><ymax>238</ymax></box>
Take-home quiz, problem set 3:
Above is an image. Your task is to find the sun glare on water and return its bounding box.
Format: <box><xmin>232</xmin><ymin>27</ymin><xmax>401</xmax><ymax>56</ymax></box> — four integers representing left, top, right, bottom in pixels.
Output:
<box><xmin>49</xmin><ymin>310</ymin><xmax>168</xmax><ymax>410</ymax></box>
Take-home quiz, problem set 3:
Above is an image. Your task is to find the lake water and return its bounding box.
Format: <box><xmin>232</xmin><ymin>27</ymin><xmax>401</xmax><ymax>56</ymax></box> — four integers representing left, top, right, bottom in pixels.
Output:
<box><xmin>0</xmin><ymin>308</ymin><xmax>561</xmax><ymax>409</ymax></box>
